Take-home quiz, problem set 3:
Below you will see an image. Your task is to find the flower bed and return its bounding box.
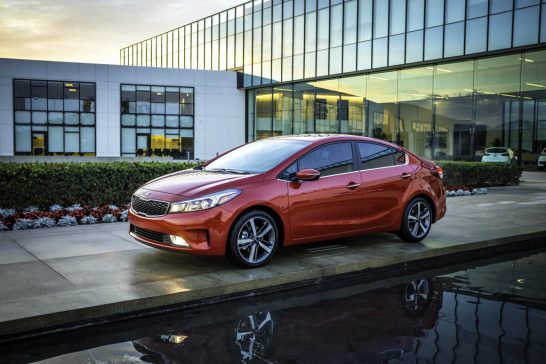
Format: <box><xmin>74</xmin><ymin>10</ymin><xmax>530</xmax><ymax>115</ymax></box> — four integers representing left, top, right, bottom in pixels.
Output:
<box><xmin>0</xmin><ymin>204</ymin><xmax>128</xmax><ymax>231</ymax></box>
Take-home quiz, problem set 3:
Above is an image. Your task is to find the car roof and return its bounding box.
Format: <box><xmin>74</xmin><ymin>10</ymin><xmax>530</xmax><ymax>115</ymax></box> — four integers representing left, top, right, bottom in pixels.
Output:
<box><xmin>269</xmin><ymin>134</ymin><xmax>395</xmax><ymax>145</ymax></box>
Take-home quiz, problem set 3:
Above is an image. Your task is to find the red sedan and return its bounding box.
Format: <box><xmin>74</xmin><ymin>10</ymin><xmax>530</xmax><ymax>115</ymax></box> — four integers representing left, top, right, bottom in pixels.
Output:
<box><xmin>129</xmin><ymin>135</ymin><xmax>446</xmax><ymax>268</ymax></box>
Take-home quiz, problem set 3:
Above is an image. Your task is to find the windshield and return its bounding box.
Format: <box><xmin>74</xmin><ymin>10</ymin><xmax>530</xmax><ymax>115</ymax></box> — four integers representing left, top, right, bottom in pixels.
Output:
<box><xmin>486</xmin><ymin>148</ymin><xmax>508</xmax><ymax>153</ymax></box>
<box><xmin>205</xmin><ymin>139</ymin><xmax>310</xmax><ymax>174</ymax></box>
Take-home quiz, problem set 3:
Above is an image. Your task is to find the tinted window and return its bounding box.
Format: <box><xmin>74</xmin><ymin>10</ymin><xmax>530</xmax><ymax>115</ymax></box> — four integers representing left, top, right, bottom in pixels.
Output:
<box><xmin>358</xmin><ymin>142</ymin><xmax>404</xmax><ymax>170</ymax></box>
<box><xmin>278</xmin><ymin>162</ymin><xmax>297</xmax><ymax>180</ymax></box>
<box><xmin>299</xmin><ymin>142</ymin><xmax>354</xmax><ymax>177</ymax></box>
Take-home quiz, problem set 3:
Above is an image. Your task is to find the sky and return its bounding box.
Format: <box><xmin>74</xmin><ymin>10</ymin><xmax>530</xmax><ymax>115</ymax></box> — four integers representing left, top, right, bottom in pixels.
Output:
<box><xmin>0</xmin><ymin>0</ymin><xmax>243</xmax><ymax>65</ymax></box>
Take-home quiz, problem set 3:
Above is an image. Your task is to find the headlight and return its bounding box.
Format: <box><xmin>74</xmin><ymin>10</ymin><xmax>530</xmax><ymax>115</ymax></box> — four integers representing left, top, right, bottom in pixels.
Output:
<box><xmin>169</xmin><ymin>189</ymin><xmax>241</xmax><ymax>213</ymax></box>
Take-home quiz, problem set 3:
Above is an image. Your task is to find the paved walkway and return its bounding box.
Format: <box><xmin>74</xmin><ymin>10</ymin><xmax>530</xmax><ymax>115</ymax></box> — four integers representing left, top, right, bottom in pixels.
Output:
<box><xmin>1</xmin><ymin>173</ymin><xmax>545</xmax><ymax>339</ymax></box>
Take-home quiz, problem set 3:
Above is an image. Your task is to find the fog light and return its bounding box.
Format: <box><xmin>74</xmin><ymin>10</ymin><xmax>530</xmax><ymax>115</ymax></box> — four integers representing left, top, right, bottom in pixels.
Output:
<box><xmin>169</xmin><ymin>234</ymin><xmax>190</xmax><ymax>248</ymax></box>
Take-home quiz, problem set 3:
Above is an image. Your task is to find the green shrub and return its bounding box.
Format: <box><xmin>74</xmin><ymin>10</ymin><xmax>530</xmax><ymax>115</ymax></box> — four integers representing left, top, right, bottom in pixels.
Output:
<box><xmin>0</xmin><ymin>162</ymin><xmax>196</xmax><ymax>210</ymax></box>
<box><xmin>436</xmin><ymin>161</ymin><xmax>522</xmax><ymax>188</ymax></box>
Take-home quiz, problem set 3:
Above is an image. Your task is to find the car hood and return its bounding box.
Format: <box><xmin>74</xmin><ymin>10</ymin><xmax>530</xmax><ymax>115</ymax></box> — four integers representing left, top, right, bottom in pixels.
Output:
<box><xmin>140</xmin><ymin>169</ymin><xmax>262</xmax><ymax>198</ymax></box>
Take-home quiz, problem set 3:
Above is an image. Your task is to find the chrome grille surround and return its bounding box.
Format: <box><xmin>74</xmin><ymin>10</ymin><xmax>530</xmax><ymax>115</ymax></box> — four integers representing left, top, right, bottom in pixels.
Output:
<box><xmin>131</xmin><ymin>194</ymin><xmax>170</xmax><ymax>217</ymax></box>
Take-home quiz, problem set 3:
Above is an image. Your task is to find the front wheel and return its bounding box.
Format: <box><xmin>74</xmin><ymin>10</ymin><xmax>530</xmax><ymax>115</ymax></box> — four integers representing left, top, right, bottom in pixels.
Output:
<box><xmin>397</xmin><ymin>197</ymin><xmax>432</xmax><ymax>243</ymax></box>
<box><xmin>229</xmin><ymin>210</ymin><xmax>279</xmax><ymax>268</ymax></box>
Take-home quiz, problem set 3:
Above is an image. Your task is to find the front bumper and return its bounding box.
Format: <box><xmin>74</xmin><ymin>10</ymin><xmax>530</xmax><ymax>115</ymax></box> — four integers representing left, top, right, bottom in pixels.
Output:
<box><xmin>128</xmin><ymin>207</ymin><xmax>234</xmax><ymax>256</ymax></box>
<box><xmin>538</xmin><ymin>157</ymin><xmax>546</xmax><ymax>167</ymax></box>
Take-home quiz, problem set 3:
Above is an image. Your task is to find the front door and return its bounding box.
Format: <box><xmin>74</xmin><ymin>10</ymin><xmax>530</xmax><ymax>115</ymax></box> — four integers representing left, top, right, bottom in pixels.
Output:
<box><xmin>288</xmin><ymin>142</ymin><xmax>363</xmax><ymax>241</ymax></box>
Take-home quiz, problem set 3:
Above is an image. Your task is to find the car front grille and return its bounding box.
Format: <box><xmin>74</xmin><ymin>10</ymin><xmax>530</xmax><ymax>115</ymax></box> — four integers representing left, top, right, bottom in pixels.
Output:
<box><xmin>130</xmin><ymin>224</ymin><xmax>170</xmax><ymax>245</ymax></box>
<box><xmin>131</xmin><ymin>195</ymin><xmax>170</xmax><ymax>217</ymax></box>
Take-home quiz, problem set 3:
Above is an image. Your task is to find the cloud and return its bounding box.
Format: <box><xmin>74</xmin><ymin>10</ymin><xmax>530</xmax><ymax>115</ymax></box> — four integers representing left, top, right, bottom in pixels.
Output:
<box><xmin>0</xmin><ymin>0</ymin><xmax>243</xmax><ymax>64</ymax></box>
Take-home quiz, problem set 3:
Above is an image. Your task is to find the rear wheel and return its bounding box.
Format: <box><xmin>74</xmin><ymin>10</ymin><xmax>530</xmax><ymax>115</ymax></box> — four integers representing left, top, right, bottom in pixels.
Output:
<box><xmin>397</xmin><ymin>197</ymin><xmax>432</xmax><ymax>243</ymax></box>
<box><xmin>229</xmin><ymin>210</ymin><xmax>279</xmax><ymax>268</ymax></box>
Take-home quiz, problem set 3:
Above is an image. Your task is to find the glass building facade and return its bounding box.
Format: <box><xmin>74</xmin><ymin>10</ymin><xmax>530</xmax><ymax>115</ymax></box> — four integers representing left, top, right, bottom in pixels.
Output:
<box><xmin>13</xmin><ymin>79</ymin><xmax>96</xmax><ymax>156</ymax></box>
<box><xmin>121</xmin><ymin>0</ymin><xmax>546</xmax><ymax>161</ymax></box>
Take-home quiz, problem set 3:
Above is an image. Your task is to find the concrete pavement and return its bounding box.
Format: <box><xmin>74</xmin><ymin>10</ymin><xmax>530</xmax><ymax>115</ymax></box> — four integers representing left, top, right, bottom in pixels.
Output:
<box><xmin>1</xmin><ymin>172</ymin><xmax>545</xmax><ymax>340</ymax></box>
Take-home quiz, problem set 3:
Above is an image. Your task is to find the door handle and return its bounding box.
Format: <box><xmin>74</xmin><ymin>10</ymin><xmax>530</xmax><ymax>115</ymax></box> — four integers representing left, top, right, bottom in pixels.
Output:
<box><xmin>346</xmin><ymin>182</ymin><xmax>360</xmax><ymax>190</ymax></box>
<box><xmin>400</xmin><ymin>173</ymin><xmax>412</xmax><ymax>180</ymax></box>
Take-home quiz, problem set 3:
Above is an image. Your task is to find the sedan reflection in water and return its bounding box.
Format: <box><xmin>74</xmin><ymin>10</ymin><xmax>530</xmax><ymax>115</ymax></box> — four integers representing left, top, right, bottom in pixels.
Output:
<box><xmin>132</xmin><ymin>279</ymin><xmax>443</xmax><ymax>364</ymax></box>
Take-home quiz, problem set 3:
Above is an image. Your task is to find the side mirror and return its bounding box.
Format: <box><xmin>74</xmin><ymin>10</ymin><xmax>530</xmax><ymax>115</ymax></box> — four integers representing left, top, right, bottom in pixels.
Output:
<box><xmin>295</xmin><ymin>169</ymin><xmax>320</xmax><ymax>181</ymax></box>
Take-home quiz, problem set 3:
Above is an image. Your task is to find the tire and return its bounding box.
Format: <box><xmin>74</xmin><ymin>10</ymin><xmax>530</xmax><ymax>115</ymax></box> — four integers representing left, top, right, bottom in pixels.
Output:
<box><xmin>229</xmin><ymin>210</ymin><xmax>279</xmax><ymax>268</ymax></box>
<box><xmin>397</xmin><ymin>197</ymin><xmax>432</xmax><ymax>243</ymax></box>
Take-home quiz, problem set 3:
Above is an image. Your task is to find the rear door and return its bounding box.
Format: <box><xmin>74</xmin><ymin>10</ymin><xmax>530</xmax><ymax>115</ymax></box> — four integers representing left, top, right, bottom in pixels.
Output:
<box><xmin>288</xmin><ymin>142</ymin><xmax>363</xmax><ymax>240</ymax></box>
<box><xmin>357</xmin><ymin>142</ymin><xmax>416</xmax><ymax>230</ymax></box>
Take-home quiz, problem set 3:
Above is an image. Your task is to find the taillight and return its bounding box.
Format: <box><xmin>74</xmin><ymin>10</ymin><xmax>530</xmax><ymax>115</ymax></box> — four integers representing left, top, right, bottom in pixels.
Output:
<box><xmin>435</xmin><ymin>165</ymin><xmax>443</xmax><ymax>180</ymax></box>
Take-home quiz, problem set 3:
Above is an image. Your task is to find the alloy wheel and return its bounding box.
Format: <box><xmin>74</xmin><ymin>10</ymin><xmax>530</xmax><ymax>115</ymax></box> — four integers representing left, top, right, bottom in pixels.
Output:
<box><xmin>236</xmin><ymin>216</ymin><xmax>277</xmax><ymax>265</ymax></box>
<box><xmin>407</xmin><ymin>201</ymin><xmax>431</xmax><ymax>239</ymax></box>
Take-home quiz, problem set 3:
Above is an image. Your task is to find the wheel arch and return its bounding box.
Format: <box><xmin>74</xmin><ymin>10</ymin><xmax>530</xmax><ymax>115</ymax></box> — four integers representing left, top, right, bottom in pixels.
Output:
<box><xmin>407</xmin><ymin>193</ymin><xmax>437</xmax><ymax>223</ymax></box>
<box><xmin>225</xmin><ymin>204</ymin><xmax>286</xmax><ymax>257</ymax></box>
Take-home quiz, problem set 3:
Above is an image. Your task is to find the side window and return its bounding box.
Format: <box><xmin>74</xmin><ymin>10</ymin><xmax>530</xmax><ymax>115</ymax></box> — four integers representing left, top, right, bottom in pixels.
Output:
<box><xmin>358</xmin><ymin>142</ymin><xmax>404</xmax><ymax>170</ymax></box>
<box><xmin>278</xmin><ymin>162</ymin><xmax>297</xmax><ymax>181</ymax></box>
<box><xmin>299</xmin><ymin>142</ymin><xmax>354</xmax><ymax>177</ymax></box>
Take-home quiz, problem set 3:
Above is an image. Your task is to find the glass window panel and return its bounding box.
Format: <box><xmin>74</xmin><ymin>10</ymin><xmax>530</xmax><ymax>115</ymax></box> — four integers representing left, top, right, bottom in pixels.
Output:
<box><xmin>180</xmin><ymin>88</ymin><xmax>194</xmax><ymax>103</ymax></box>
<box><xmin>344</xmin><ymin>0</ymin><xmax>357</xmax><ymax>44</ymax></box>
<box><xmin>137</xmin><ymin>101</ymin><xmax>150</xmax><ymax>114</ymax></box>
<box><xmin>151</xmin><ymin>103</ymin><xmax>166</xmax><ymax>114</ymax></box>
<box><xmin>65</xmin><ymin>132</ymin><xmax>79</xmax><ymax>153</ymax></box>
<box><xmin>263</xmin><ymin>24</ymin><xmax>272</xmax><ymax>60</ymax></box>
<box><xmin>305</xmin><ymin>11</ymin><xmax>316</xmax><ymax>52</ymax></box>
<box><xmin>14</xmin><ymin>80</ymin><xmax>30</xmax><ymax>98</ymax></box>
<box><xmin>165</xmin><ymin>102</ymin><xmax>179</xmax><ymax>114</ymax></box>
<box><xmin>293</xmin><ymin>82</ymin><xmax>314</xmax><ymax>134</ymax></box>
<box><xmin>137</xmin><ymin>115</ymin><xmax>151</xmax><ymax>127</ymax></box>
<box><xmin>343</xmin><ymin>44</ymin><xmax>357</xmax><ymax>72</ymax></box>
<box><xmin>152</xmin><ymin>115</ymin><xmax>165</xmax><ymax>127</ymax></box>
<box><xmin>80</xmin><ymin>127</ymin><xmax>95</xmax><ymax>153</ymax></box>
<box><xmin>273</xmin><ymin>85</ymin><xmax>294</xmax><ymax>136</ymax></box>
<box><xmin>282</xmin><ymin>57</ymin><xmax>293</xmax><ymax>82</ymax></box>
<box><xmin>357</xmin><ymin>40</ymin><xmax>372</xmax><ymax>70</ymax></box>
<box><xmin>467</xmin><ymin>0</ymin><xmax>488</xmax><ymax>18</ymax></box>
<box><xmin>542</xmin><ymin>6</ymin><xmax>546</xmax><ymax>43</ymax></box>
<box><xmin>272</xmin><ymin>59</ymin><xmax>282</xmax><ymax>82</ymax></box>
<box><xmin>283</xmin><ymin>19</ymin><xmax>293</xmax><ymax>57</ymax></box>
<box><xmin>446</xmin><ymin>0</ymin><xmax>465</xmax><ymax>23</ymax></box>
<box><xmin>425</xmin><ymin>26</ymin><xmax>442</xmax><ymax>60</ymax></box>
<box><xmin>293</xmin><ymin>54</ymin><xmax>304</xmax><ymax>80</ymax></box>
<box><xmin>367</xmin><ymin>71</ymin><xmax>397</xmax><ymax>142</ymax></box>
<box><xmin>329</xmin><ymin>46</ymin><xmax>342</xmax><ymax>74</ymax></box>
<box><xmin>489</xmin><ymin>12</ymin><xmax>513</xmax><ymax>50</ymax></box>
<box><xmin>490</xmin><ymin>0</ymin><xmax>513</xmax><ymax>13</ymax></box>
<box><xmin>48</xmin><ymin>112</ymin><xmax>63</xmax><ymax>124</ymax></box>
<box><xmin>318</xmin><ymin>0</ymin><xmax>329</xmax><ymax>9</ymax></box>
<box><xmin>374</xmin><ymin>0</ymin><xmax>389</xmax><ymax>37</ymax></box>
<box><xmin>306</xmin><ymin>0</ymin><xmax>316</xmax><ymax>12</ymax></box>
<box><xmin>262</xmin><ymin>60</ymin><xmax>272</xmax><ymax>83</ymax></box>
<box><xmin>263</xmin><ymin>7</ymin><xmax>272</xmax><ymax>26</ymax></box>
<box><xmin>283</xmin><ymin>0</ymin><xmax>293</xmax><ymax>19</ymax></box>
<box><xmin>300</xmin><ymin>142</ymin><xmax>354</xmax><ymax>176</ymax></box>
<box><xmin>373</xmin><ymin>37</ymin><xmax>388</xmax><ymax>67</ymax></box>
<box><xmin>181</xmin><ymin>103</ymin><xmax>194</xmax><ymax>115</ymax></box>
<box><xmin>165</xmin><ymin>115</ymin><xmax>178</xmax><ymax>128</ymax></box>
<box><xmin>80</xmin><ymin>83</ymin><xmax>95</xmax><ymax>100</ymax></box>
<box><xmin>255</xmin><ymin>88</ymin><xmax>273</xmax><ymax>139</ymax></box>
<box><xmin>32</xmin><ymin>95</ymin><xmax>47</xmax><ymax>111</ymax></box>
<box><xmin>14</xmin><ymin>97</ymin><xmax>29</xmax><ymax>111</ymax></box>
<box><xmin>305</xmin><ymin>51</ymin><xmax>316</xmax><ymax>78</ymax></box>
<box><xmin>358</xmin><ymin>0</ymin><xmax>373</xmax><ymax>40</ymax></box>
<box><xmin>121</xmin><ymin>128</ymin><xmax>136</xmax><ymax>154</ymax></box>
<box><xmin>272</xmin><ymin>22</ymin><xmax>282</xmax><ymax>59</ymax></box>
<box><xmin>406</xmin><ymin>30</ymin><xmax>424</xmax><ymax>63</ymax></box>
<box><xmin>513</xmin><ymin>6</ymin><xmax>540</xmax><ymax>46</ymax></box>
<box><xmin>317</xmin><ymin>8</ymin><xmax>329</xmax><ymax>49</ymax></box>
<box><xmin>80</xmin><ymin>99</ymin><xmax>95</xmax><ymax>113</ymax></box>
<box><xmin>121</xmin><ymin>114</ymin><xmax>136</xmax><ymax>126</ymax></box>
<box><xmin>15</xmin><ymin>125</ymin><xmax>31</xmax><ymax>152</ymax></box>
<box><xmin>151</xmin><ymin>87</ymin><xmax>165</xmax><ymax>102</ymax></box>
<box><xmin>64</xmin><ymin>112</ymin><xmax>79</xmax><ymax>125</ymax></box>
<box><xmin>295</xmin><ymin>0</ymin><xmax>304</xmax><ymax>15</ymax></box>
<box><xmin>426</xmin><ymin>0</ymin><xmax>444</xmax><ymax>28</ymax></box>
<box><xmin>339</xmin><ymin>75</ymin><xmax>366</xmax><ymax>135</ymax></box>
<box><xmin>273</xmin><ymin>4</ymin><xmax>282</xmax><ymax>22</ymax></box>
<box><xmin>317</xmin><ymin>49</ymin><xmax>329</xmax><ymax>76</ymax></box>
<box><xmin>390</xmin><ymin>0</ymin><xmax>406</xmax><ymax>35</ymax></box>
<box><xmin>444</xmin><ymin>22</ymin><xmax>464</xmax><ymax>57</ymax></box>
<box><xmin>466</xmin><ymin>17</ymin><xmax>487</xmax><ymax>54</ymax></box>
<box><xmin>32</xmin><ymin>111</ymin><xmax>47</xmax><ymax>124</ymax></box>
<box><xmin>330</xmin><ymin>5</ymin><xmax>343</xmax><ymax>47</ymax></box>
<box><xmin>48</xmin><ymin>126</ymin><xmax>63</xmax><ymax>153</ymax></box>
<box><xmin>253</xmin><ymin>27</ymin><xmax>262</xmax><ymax>63</ymax></box>
<box><xmin>408</xmin><ymin>0</ymin><xmax>425</xmax><ymax>31</ymax></box>
<box><xmin>180</xmin><ymin>116</ymin><xmax>193</xmax><ymax>128</ymax></box>
<box><xmin>15</xmin><ymin>111</ymin><xmax>31</xmax><ymax>124</ymax></box>
<box><xmin>516</xmin><ymin>0</ymin><xmax>539</xmax><ymax>7</ymax></box>
<box><xmin>47</xmin><ymin>81</ymin><xmax>63</xmax><ymax>99</ymax></box>
<box><xmin>389</xmin><ymin>34</ymin><xmax>405</xmax><ymax>65</ymax></box>
<box><xmin>314</xmin><ymin>78</ymin><xmax>340</xmax><ymax>133</ymax></box>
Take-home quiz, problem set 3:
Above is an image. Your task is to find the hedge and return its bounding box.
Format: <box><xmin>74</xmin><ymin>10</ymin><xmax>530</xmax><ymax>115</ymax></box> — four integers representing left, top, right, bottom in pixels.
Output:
<box><xmin>0</xmin><ymin>162</ymin><xmax>195</xmax><ymax>210</ymax></box>
<box><xmin>437</xmin><ymin>161</ymin><xmax>522</xmax><ymax>188</ymax></box>
<box><xmin>0</xmin><ymin>160</ymin><xmax>522</xmax><ymax>210</ymax></box>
